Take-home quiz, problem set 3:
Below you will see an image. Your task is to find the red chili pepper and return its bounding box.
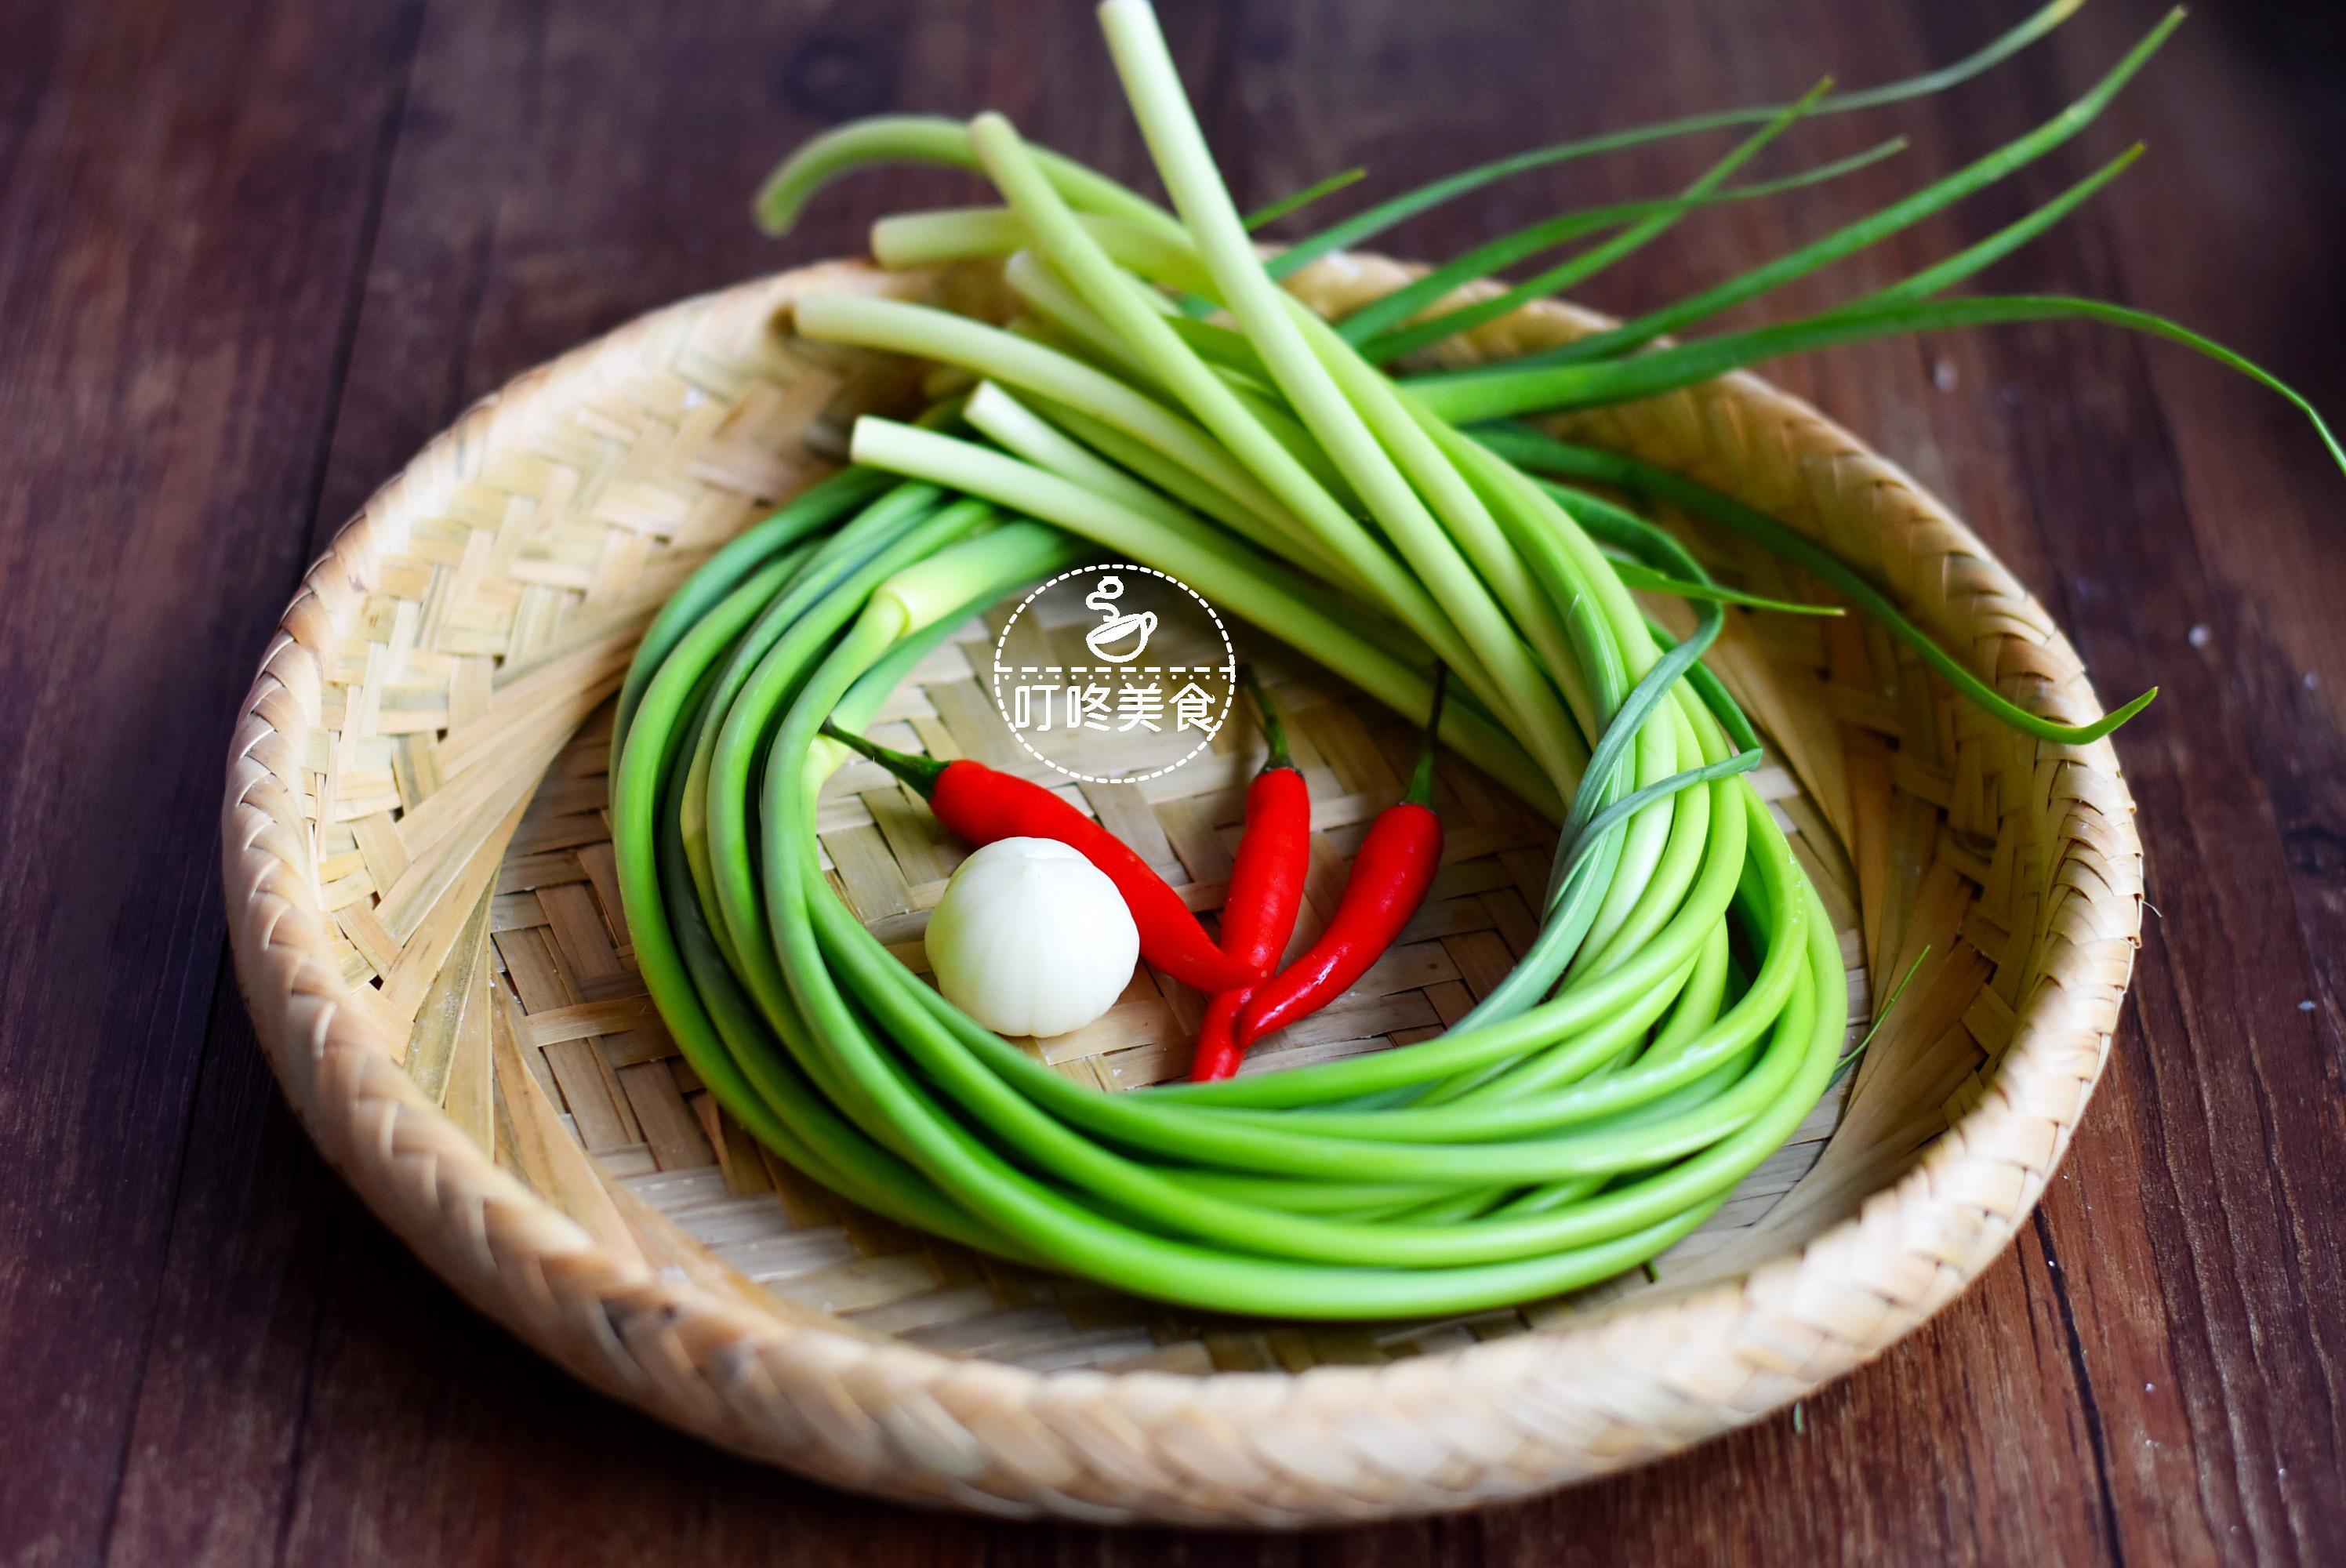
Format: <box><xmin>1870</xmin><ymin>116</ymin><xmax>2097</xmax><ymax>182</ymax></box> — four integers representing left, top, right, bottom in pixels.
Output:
<box><xmin>1235</xmin><ymin>668</ymin><xmax>1447</xmax><ymax>1053</ymax></box>
<box><xmin>1191</xmin><ymin>667</ymin><xmax>1309</xmax><ymax>1082</ymax></box>
<box><xmin>824</xmin><ymin>723</ymin><xmax>1258</xmax><ymax>994</ymax></box>
<box><xmin>1187</xmin><ymin>985</ymin><xmax>1252</xmax><ymax>1083</ymax></box>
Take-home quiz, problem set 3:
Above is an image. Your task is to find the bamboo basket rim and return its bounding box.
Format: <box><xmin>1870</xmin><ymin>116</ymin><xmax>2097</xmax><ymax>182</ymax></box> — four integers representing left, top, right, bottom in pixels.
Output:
<box><xmin>221</xmin><ymin>254</ymin><xmax>2141</xmax><ymax>1526</ymax></box>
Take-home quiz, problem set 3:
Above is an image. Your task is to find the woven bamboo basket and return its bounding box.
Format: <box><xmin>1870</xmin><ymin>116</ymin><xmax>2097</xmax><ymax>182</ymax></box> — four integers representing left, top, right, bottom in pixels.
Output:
<box><xmin>222</xmin><ymin>252</ymin><xmax>2141</xmax><ymax>1526</ymax></box>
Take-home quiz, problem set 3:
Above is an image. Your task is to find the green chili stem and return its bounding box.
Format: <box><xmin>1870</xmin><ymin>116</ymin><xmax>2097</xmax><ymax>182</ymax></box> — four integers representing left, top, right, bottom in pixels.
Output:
<box><xmin>1239</xmin><ymin>663</ymin><xmax>1291</xmax><ymax>770</ymax></box>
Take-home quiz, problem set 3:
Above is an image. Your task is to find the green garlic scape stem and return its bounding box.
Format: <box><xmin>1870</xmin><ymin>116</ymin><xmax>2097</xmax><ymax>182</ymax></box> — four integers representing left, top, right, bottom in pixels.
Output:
<box><xmin>1499</xmin><ymin>9</ymin><xmax>2186</xmax><ymax>372</ymax></box>
<box><xmin>1244</xmin><ymin>166</ymin><xmax>1367</xmax><ymax>230</ymax></box>
<box><xmin>968</xmin><ymin>112</ymin><xmax>1469</xmax><ymax>650</ymax></box>
<box><xmin>793</xmin><ymin>291</ymin><xmax>1378</xmax><ymax>593</ymax></box>
<box><xmin>1262</xmin><ymin>0</ymin><xmax>2089</xmax><ymax>280</ymax></box>
<box><xmin>1101</xmin><ymin>0</ymin><xmax>1587</xmax><ymax>792</ymax></box>
<box><xmin>1836</xmin><ymin>143</ymin><xmax>2145</xmax><ymax>313</ymax></box>
<box><xmin>1347</xmin><ymin>83</ymin><xmax>1858</xmax><ymax>363</ymax></box>
<box><xmin>754</xmin><ymin>114</ymin><xmax>1182</xmax><ymax>238</ymax></box>
<box><xmin>1472</xmin><ymin>423</ymin><xmax>2163</xmax><ymax>746</ymax></box>
<box><xmin>1419</xmin><ymin>299</ymin><xmax>2344</xmax><ymax>483</ymax></box>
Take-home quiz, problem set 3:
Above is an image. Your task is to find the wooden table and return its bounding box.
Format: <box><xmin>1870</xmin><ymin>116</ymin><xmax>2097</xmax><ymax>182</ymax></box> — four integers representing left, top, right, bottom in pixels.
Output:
<box><xmin>3</xmin><ymin>1</ymin><xmax>2340</xmax><ymax>1561</ymax></box>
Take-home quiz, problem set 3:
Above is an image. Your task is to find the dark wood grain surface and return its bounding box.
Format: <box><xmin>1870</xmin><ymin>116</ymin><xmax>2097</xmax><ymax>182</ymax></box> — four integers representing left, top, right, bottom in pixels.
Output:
<box><xmin>2</xmin><ymin>2</ymin><xmax>2340</xmax><ymax>1562</ymax></box>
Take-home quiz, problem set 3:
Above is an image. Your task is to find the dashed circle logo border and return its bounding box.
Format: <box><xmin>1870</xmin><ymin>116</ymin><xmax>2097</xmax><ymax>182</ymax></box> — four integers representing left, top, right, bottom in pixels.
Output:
<box><xmin>990</xmin><ymin>564</ymin><xmax>1237</xmax><ymax>785</ymax></box>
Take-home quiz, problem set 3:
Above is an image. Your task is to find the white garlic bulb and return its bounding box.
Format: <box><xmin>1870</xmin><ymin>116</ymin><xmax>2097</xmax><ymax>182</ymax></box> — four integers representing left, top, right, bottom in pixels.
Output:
<box><xmin>925</xmin><ymin>837</ymin><xmax>1139</xmax><ymax>1038</ymax></box>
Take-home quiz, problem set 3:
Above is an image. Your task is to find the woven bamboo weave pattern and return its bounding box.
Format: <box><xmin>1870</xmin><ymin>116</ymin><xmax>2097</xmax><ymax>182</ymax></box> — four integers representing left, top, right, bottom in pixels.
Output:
<box><xmin>223</xmin><ymin>254</ymin><xmax>2141</xmax><ymax>1525</ymax></box>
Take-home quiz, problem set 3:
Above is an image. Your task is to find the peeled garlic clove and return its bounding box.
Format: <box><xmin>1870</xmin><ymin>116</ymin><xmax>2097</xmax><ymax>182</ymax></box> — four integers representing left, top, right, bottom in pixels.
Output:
<box><xmin>926</xmin><ymin>837</ymin><xmax>1140</xmax><ymax>1038</ymax></box>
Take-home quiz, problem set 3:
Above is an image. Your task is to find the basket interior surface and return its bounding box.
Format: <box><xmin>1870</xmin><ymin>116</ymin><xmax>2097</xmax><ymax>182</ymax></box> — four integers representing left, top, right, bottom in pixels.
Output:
<box><xmin>227</xmin><ymin>256</ymin><xmax>2137</xmax><ymax>1522</ymax></box>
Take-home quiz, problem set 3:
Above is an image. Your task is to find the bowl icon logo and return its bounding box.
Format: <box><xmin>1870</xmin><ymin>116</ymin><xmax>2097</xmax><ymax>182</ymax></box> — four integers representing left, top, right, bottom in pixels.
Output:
<box><xmin>1083</xmin><ymin>576</ymin><xmax>1157</xmax><ymax>663</ymax></box>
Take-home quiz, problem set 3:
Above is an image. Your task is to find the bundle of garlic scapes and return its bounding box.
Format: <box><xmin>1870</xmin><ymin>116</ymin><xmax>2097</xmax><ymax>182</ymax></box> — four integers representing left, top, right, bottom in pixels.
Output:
<box><xmin>608</xmin><ymin>0</ymin><xmax>2333</xmax><ymax>1318</ymax></box>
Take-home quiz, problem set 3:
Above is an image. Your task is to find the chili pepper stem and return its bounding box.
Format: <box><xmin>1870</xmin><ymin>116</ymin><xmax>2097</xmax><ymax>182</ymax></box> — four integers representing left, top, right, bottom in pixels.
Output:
<box><xmin>1238</xmin><ymin>663</ymin><xmax>1292</xmax><ymax>771</ymax></box>
<box><xmin>823</xmin><ymin>720</ymin><xmax>950</xmax><ymax>797</ymax></box>
<box><xmin>1405</xmin><ymin>665</ymin><xmax>1448</xmax><ymax>807</ymax></box>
